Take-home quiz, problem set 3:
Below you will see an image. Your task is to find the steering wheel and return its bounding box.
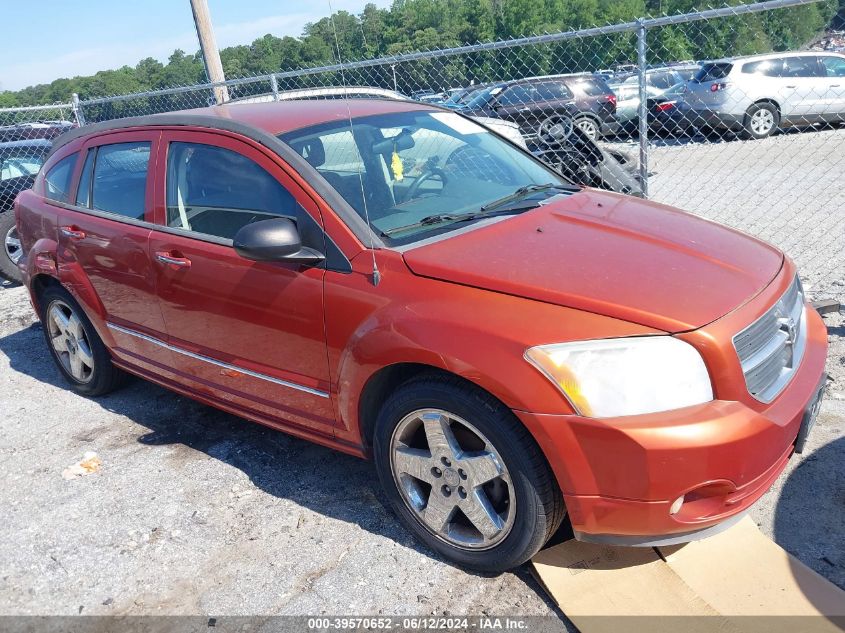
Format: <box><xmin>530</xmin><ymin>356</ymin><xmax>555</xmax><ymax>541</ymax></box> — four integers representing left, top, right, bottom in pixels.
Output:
<box><xmin>403</xmin><ymin>167</ymin><xmax>448</xmax><ymax>202</ymax></box>
<box><xmin>536</xmin><ymin>116</ymin><xmax>575</xmax><ymax>148</ymax></box>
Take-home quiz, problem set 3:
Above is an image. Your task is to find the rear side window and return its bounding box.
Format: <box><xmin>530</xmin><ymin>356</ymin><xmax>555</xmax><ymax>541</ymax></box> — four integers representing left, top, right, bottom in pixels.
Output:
<box><xmin>742</xmin><ymin>59</ymin><xmax>783</xmax><ymax>76</ymax></box>
<box><xmin>570</xmin><ymin>78</ymin><xmax>611</xmax><ymax>96</ymax></box>
<box><xmin>165</xmin><ymin>142</ymin><xmax>302</xmax><ymax>240</ymax></box>
<box><xmin>695</xmin><ymin>63</ymin><xmax>733</xmax><ymax>81</ymax></box>
<box><xmin>91</xmin><ymin>142</ymin><xmax>151</xmax><ymax>220</ymax></box>
<box><xmin>43</xmin><ymin>154</ymin><xmax>77</xmax><ymax>203</ymax></box>
<box><xmin>820</xmin><ymin>56</ymin><xmax>845</xmax><ymax>77</ymax></box>
<box><xmin>780</xmin><ymin>56</ymin><xmax>822</xmax><ymax>78</ymax></box>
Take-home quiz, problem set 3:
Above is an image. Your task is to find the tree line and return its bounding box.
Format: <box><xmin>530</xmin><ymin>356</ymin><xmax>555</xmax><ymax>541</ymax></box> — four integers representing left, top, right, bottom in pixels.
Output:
<box><xmin>1</xmin><ymin>0</ymin><xmax>841</xmax><ymax>110</ymax></box>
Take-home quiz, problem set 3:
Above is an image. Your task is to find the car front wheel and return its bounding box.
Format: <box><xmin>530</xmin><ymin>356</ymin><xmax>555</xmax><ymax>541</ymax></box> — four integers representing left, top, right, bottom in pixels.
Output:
<box><xmin>0</xmin><ymin>212</ymin><xmax>22</xmax><ymax>283</ymax></box>
<box><xmin>373</xmin><ymin>374</ymin><xmax>564</xmax><ymax>572</ymax></box>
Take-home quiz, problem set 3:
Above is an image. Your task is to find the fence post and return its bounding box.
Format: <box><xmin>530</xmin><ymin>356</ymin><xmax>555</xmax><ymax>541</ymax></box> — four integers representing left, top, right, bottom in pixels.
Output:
<box><xmin>636</xmin><ymin>20</ymin><xmax>649</xmax><ymax>198</ymax></box>
<box><xmin>270</xmin><ymin>74</ymin><xmax>280</xmax><ymax>101</ymax></box>
<box><xmin>71</xmin><ymin>93</ymin><xmax>86</xmax><ymax>126</ymax></box>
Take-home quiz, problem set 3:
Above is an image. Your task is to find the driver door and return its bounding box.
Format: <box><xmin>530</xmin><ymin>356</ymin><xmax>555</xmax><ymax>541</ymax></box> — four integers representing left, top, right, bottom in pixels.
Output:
<box><xmin>148</xmin><ymin>129</ymin><xmax>337</xmax><ymax>435</ymax></box>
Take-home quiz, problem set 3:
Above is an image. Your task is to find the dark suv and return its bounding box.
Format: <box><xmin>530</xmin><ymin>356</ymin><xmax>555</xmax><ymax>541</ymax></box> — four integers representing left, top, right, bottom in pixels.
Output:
<box><xmin>455</xmin><ymin>74</ymin><xmax>618</xmax><ymax>140</ymax></box>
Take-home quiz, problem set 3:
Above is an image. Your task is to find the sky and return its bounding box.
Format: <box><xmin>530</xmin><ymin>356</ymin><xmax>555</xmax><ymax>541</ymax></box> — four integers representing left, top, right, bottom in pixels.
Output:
<box><xmin>0</xmin><ymin>0</ymin><xmax>393</xmax><ymax>91</ymax></box>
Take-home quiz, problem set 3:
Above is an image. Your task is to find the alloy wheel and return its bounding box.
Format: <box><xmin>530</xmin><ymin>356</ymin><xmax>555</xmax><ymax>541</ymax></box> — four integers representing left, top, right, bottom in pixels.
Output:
<box><xmin>750</xmin><ymin>109</ymin><xmax>774</xmax><ymax>136</ymax></box>
<box><xmin>575</xmin><ymin>118</ymin><xmax>599</xmax><ymax>139</ymax></box>
<box><xmin>4</xmin><ymin>225</ymin><xmax>21</xmax><ymax>265</ymax></box>
<box><xmin>389</xmin><ymin>408</ymin><xmax>515</xmax><ymax>550</ymax></box>
<box><xmin>46</xmin><ymin>300</ymin><xmax>95</xmax><ymax>383</ymax></box>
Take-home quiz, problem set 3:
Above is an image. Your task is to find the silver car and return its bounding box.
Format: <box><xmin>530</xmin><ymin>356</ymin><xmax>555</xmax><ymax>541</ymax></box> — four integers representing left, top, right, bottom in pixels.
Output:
<box><xmin>683</xmin><ymin>51</ymin><xmax>845</xmax><ymax>139</ymax></box>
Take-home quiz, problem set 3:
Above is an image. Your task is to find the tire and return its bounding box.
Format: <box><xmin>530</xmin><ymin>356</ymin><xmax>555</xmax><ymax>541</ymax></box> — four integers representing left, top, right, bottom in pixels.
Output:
<box><xmin>573</xmin><ymin>115</ymin><xmax>600</xmax><ymax>140</ymax></box>
<box><xmin>0</xmin><ymin>212</ymin><xmax>22</xmax><ymax>283</ymax></box>
<box><xmin>38</xmin><ymin>284</ymin><xmax>127</xmax><ymax>396</ymax></box>
<box><xmin>373</xmin><ymin>374</ymin><xmax>564</xmax><ymax>572</ymax></box>
<box><xmin>741</xmin><ymin>102</ymin><xmax>779</xmax><ymax>140</ymax></box>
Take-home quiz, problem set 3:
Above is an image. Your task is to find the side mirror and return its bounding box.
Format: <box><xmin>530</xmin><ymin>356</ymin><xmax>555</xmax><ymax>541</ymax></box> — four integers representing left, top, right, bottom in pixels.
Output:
<box><xmin>233</xmin><ymin>217</ymin><xmax>325</xmax><ymax>266</ymax></box>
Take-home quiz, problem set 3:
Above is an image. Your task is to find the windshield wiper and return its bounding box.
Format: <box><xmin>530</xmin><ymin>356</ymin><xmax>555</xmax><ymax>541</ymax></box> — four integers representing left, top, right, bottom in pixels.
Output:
<box><xmin>382</xmin><ymin>211</ymin><xmax>489</xmax><ymax>236</ymax></box>
<box><xmin>479</xmin><ymin>183</ymin><xmax>577</xmax><ymax>213</ymax></box>
<box><xmin>382</xmin><ymin>183</ymin><xmax>577</xmax><ymax>237</ymax></box>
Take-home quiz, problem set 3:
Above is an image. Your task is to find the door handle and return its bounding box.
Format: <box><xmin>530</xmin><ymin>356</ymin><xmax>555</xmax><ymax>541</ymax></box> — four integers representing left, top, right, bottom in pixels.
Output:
<box><xmin>785</xmin><ymin>85</ymin><xmax>796</xmax><ymax>89</ymax></box>
<box><xmin>60</xmin><ymin>226</ymin><xmax>86</xmax><ymax>240</ymax></box>
<box><xmin>155</xmin><ymin>252</ymin><xmax>192</xmax><ymax>268</ymax></box>
<box><xmin>518</xmin><ymin>107</ymin><xmax>531</xmax><ymax>112</ymax></box>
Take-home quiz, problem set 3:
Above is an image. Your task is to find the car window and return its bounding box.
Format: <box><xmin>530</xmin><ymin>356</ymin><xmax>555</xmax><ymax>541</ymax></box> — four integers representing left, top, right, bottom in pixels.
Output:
<box><xmin>674</xmin><ymin>67</ymin><xmax>699</xmax><ymax>81</ymax></box>
<box><xmin>570</xmin><ymin>78</ymin><xmax>610</xmax><ymax>96</ymax></box>
<box><xmin>165</xmin><ymin>142</ymin><xmax>303</xmax><ymax>241</ymax></box>
<box><xmin>820</xmin><ymin>55</ymin><xmax>845</xmax><ymax>78</ymax></box>
<box><xmin>648</xmin><ymin>72</ymin><xmax>678</xmax><ymax>90</ymax></box>
<box><xmin>1</xmin><ymin>155</ymin><xmax>43</xmax><ymax>181</ymax></box>
<box><xmin>498</xmin><ymin>85</ymin><xmax>538</xmax><ymax>106</ymax></box>
<box><xmin>91</xmin><ymin>142</ymin><xmax>150</xmax><ymax>220</ymax></box>
<box><xmin>742</xmin><ymin>59</ymin><xmax>783</xmax><ymax>76</ymax></box>
<box><xmin>780</xmin><ymin>56</ymin><xmax>822</xmax><ymax>78</ymax></box>
<box><xmin>44</xmin><ymin>154</ymin><xmax>77</xmax><ymax>203</ymax></box>
<box><xmin>535</xmin><ymin>81</ymin><xmax>572</xmax><ymax>101</ymax></box>
<box><xmin>695</xmin><ymin>63</ymin><xmax>733</xmax><ymax>81</ymax></box>
<box><xmin>75</xmin><ymin>149</ymin><xmax>95</xmax><ymax>208</ymax></box>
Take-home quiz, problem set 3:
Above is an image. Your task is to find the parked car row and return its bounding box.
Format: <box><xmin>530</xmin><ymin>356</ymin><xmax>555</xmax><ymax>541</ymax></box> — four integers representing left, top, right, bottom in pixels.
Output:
<box><xmin>422</xmin><ymin>50</ymin><xmax>845</xmax><ymax>141</ymax></box>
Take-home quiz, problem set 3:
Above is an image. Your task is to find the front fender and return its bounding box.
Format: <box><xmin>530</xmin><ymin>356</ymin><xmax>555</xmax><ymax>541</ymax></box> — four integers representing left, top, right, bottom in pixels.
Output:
<box><xmin>329</xmin><ymin>252</ymin><xmax>657</xmax><ymax>439</ymax></box>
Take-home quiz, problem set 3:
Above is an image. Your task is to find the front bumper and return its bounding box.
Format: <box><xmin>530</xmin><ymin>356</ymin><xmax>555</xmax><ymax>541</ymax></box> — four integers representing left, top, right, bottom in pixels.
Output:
<box><xmin>514</xmin><ymin>298</ymin><xmax>828</xmax><ymax>544</ymax></box>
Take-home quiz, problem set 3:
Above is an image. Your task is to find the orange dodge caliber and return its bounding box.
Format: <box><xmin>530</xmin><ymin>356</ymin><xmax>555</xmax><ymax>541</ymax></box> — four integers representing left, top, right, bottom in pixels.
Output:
<box><xmin>14</xmin><ymin>100</ymin><xmax>828</xmax><ymax>572</ymax></box>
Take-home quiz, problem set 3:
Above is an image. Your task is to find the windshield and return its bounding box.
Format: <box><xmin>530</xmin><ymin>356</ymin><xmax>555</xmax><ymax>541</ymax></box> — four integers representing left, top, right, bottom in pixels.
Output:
<box><xmin>463</xmin><ymin>85</ymin><xmax>502</xmax><ymax>109</ymax></box>
<box><xmin>1</xmin><ymin>154</ymin><xmax>44</xmax><ymax>181</ymax></box>
<box><xmin>279</xmin><ymin>110</ymin><xmax>573</xmax><ymax>245</ymax></box>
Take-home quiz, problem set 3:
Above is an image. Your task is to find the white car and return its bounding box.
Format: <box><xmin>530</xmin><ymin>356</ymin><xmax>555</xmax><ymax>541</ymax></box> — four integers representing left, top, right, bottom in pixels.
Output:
<box><xmin>683</xmin><ymin>51</ymin><xmax>845</xmax><ymax>139</ymax></box>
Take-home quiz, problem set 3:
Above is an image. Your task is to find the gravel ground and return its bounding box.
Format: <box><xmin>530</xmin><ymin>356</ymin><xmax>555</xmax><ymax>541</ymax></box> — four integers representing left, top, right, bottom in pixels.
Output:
<box><xmin>0</xmin><ymin>277</ymin><xmax>843</xmax><ymax>617</ymax></box>
<box><xmin>609</xmin><ymin>127</ymin><xmax>845</xmax><ymax>302</ymax></box>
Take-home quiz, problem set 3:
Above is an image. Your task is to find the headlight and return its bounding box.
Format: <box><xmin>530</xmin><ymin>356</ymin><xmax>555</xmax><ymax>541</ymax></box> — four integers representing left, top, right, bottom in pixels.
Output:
<box><xmin>524</xmin><ymin>337</ymin><xmax>713</xmax><ymax>418</ymax></box>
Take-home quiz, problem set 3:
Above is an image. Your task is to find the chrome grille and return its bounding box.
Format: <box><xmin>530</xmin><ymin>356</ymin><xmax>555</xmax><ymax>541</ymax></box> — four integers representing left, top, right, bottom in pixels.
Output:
<box><xmin>733</xmin><ymin>276</ymin><xmax>806</xmax><ymax>403</ymax></box>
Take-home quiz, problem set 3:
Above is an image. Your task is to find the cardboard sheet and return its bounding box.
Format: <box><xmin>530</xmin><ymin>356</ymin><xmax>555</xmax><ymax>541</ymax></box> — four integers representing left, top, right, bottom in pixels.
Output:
<box><xmin>532</xmin><ymin>516</ymin><xmax>845</xmax><ymax>633</ymax></box>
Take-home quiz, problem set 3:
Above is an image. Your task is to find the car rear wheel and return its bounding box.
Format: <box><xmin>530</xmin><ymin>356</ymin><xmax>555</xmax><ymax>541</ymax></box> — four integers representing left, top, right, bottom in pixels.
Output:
<box><xmin>373</xmin><ymin>374</ymin><xmax>564</xmax><ymax>572</ymax></box>
<box><xmin>573</xmin><ymin>116</ymin><xmax>600</xmax><ymax>140</ymax></box>
<box><xmin>39</xmin><ymin>285</ymin><xmax>127</xmax><ymax>396</ymax></box>
<box><xmin>0</xmin><ymin>213</ymin><xmax>22</xmax><ymax>283</ymax></box>
<box><xmin>742</xmin><ymin>103</ymin><xmax>779</xmax><ymax>140</ymax></box>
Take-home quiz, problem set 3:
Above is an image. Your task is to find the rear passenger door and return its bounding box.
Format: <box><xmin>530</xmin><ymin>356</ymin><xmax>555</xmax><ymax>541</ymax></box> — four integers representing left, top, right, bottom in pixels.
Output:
<box><xmin>148</xmin><ymin>130</ymin><xmax>336</xmax><ymax>435</ymax></box>
<box><xmin>57</xmin><ymin>130</ymin><xmax>173</xmax><ymax>371</ymax></box>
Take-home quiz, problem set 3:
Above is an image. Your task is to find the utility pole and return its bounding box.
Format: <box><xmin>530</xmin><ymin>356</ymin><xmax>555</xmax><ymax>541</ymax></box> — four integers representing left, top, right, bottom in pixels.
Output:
<box><xmin>189</xmin><ymin>0</ymin><xmax>229</xmax><ymax>104</ymax></box>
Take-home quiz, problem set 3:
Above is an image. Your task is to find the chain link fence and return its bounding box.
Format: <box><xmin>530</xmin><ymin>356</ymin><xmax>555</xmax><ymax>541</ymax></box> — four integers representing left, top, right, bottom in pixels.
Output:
<box><xmin>1</xmin><ymin>0</ymin><xmax>843</xmax><ymax>299</ymax></box>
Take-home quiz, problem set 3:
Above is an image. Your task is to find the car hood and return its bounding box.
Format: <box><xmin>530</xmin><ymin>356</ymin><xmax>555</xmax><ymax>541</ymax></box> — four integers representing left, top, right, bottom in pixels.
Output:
<box><xmin>402</xmin><ymin>189</ymin><xmax>783</xmax><ymax>333</ymax></box>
